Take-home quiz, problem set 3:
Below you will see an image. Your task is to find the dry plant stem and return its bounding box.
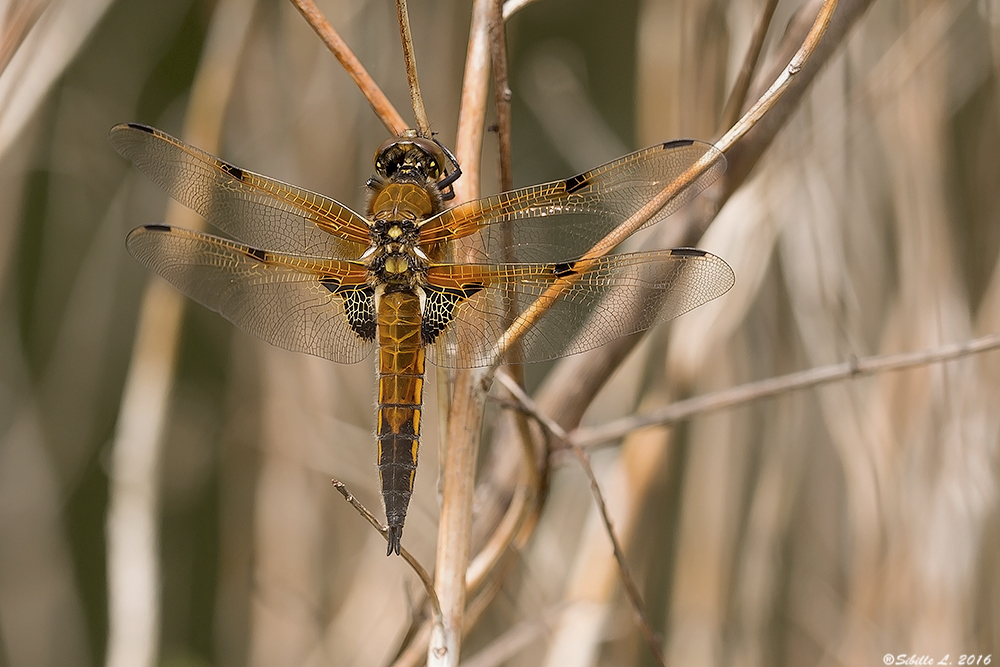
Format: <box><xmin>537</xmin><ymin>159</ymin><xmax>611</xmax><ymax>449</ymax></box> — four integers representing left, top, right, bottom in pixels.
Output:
<box><xmin>105</xmin><ymin>1</ymin><xmax>256</xmax><ymax>666</ymax></box>
<box><xmin>394</xmin><ymin>0</ymin><xmax>430</xmax><ymax>136</ymax></box>
<box><xmin>516</xmin><ymin>0</ymin><xmax>875</xmax><ymax>449</ymax></box>
<box><xmin>331</xmin><ymin>480</ymin><xmax>441</xmax><ymax>618</ymax></box>
<box><xmin>487</xmin><ymin>0</ymin><xmax>839</xmax><ymax>368</ymax></box>
<box><xmin>452</xmin><ymin>0</ymin><xmax>493</xmax><ymax>202</ymax></box>
<box><xmin>488</xmin><ymin>0</ymin><xmax>513</xmax><ymax>192</ymax></box>
<box><xmin>721</xmin><ymin>0</ymin><xmax>780</xmax><ymax>129</ymax></box>
<box><xmin>288</xmin><ymin>0</ymin><xmax>408</xmax><ymax>136</ymax></box>
<box><xmin>714</xmin><ymin>0</ymin><xmax>838</xmax><ymax>153</ymax></box>
<box><xmin>724</xmin><ymin>0</ymin><xmax>875</xmax><ymax>191</ymax></box>
<box><xmin>572</xmin><ymin>332</ymin><xmax>1000</xmax><ymax>449</ymax></box>
<box><xmin>431</xmin><ymin>0</ymin><xmax>494</xmax><ymax>663</ymax></box>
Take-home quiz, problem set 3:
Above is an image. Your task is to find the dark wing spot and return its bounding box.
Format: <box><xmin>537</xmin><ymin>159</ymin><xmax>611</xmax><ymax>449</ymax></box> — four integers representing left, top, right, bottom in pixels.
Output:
<box><xmin>422</xmin><ymin>284</ymin><xmax>484</xmax><ymax>344</ymax></box>
<box><xmin>319</xmin><ymin>277</ymin><xmax>340</xmax><ymax>293</ymax></box>
<box><xmin>670</xmin><ymin>247</ymin><xmax>707</xmax><ymax>257</ymax></box>
<box><xmin>221</xmin><ymin>161</ymin><xmax>244</xmax><ymax>181</ymax></box>
<box><xmin>663</xmin><ymin>138</ymin><xmax>694</xmax><ymax>149</ymax></box>
<box><xmin>127</xmin><ymin>123</ymin><xmax>155</xmax><ymax>134</ymax></box>
<box><xmin>341</xmin><ymin>287</ymin><xmax>377</xmax><ymax>341</ymax></box>
<box><xmin>245</xmin><ymin>246</ymin><xmax>267</xmax><ymax>261</ymax></box>
<box><xmin>553</xmin><ymin>262</ymin><xmax>577</xmax><ymax>278</ymax></box>
<box><xmin>144</xmin><ymin>224</ymin><xmax>171</xmax><ymax>232</ymax></box>
<box><xmin>563</xmin><ymin>173</ymin><xmax>590</xmax><ymax>194</ymax></box>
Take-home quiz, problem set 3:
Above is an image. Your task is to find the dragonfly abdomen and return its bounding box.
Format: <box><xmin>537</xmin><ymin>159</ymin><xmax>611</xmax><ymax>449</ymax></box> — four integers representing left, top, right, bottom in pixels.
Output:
<box><xmin>375</xmin><ymin>289</ymin><xmax>425</xmax><ymax>556</ymax></box>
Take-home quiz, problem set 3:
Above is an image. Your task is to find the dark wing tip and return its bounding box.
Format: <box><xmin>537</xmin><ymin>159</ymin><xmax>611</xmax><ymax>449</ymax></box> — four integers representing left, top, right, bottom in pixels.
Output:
<box><xmin>143</xmin><ymin>223</ymin><xmax>172</xmax><ymax>232</ymax></box>
<box><xmin>126</xmin><ymin>122</ymin><xmax>155</xmax><ymax>134</ymax></box>
<box><xmin>386</xmin><ymin>526</ymin><xmax>403</xmax><ymax>556</ymax></box>
<box><xmin>670</xmin><ymin>247</ymin><xmax>707</xmax><ymax>257</ymax></box>
<box><xmin>663</xmin><ymin>138</ymin><xmax>695</xmax><ymax>148</ymax></box>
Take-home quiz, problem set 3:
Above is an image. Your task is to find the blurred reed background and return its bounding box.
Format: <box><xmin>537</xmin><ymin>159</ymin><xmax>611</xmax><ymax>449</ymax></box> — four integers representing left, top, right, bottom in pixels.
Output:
<box><xmin>0</xmin><ymin>0</ymin><xmax>997</xmax><ymax>665</ymax></box>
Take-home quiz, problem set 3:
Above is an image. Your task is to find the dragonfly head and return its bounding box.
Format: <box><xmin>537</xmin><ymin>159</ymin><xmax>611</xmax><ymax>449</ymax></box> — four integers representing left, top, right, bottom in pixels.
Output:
<box><xmin>374</xmin><ymin>132</ymin><xmax>448</xmax><ymax>184</ymax></box>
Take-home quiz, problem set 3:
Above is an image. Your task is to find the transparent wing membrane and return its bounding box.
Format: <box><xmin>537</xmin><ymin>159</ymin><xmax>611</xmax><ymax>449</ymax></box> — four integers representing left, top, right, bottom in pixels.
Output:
<box><xmin>418</xmin><ymin>140</ymin><xmax>726</xmax><ymax>263</ymax></box>
<box><xmin>424</xmin><ymin>248</ymin><xmax>734</xmax><ymax>368</ymax></box>
<box><xmin>111</xmin><ymin>123</ymin><xmax>372</xmax><ymax>258</ymax></box>
<box><xmin>126</xmin><ymin>224</ymin><xmax>376</xmax><ymax>364</ymax></box>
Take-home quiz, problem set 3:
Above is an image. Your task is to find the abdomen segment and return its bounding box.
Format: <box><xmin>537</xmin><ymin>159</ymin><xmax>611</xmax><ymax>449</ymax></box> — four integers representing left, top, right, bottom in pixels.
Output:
<box><xmin>376</xmin><ymin>289</ymin><xmax>425</xmax><ymax>555</ymax></box>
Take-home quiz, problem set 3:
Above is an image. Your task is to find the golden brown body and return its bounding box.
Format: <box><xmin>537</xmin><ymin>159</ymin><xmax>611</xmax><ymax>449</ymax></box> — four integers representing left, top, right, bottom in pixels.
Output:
<box><xmin>375</xmin><ymin>290</ymin><xmax>425</xmax><ymax>552</ymax></box>
<box><xmin>365</xmin><ymin>158</ymin><xmax>444</xmax><ymax>555</ymax></box>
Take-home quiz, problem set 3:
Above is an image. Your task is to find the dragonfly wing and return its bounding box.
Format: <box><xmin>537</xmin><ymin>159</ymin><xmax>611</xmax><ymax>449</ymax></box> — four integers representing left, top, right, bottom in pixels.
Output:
<box><xmin>419</xmin><ymin>140</ymin><xmax>726</xmax><ymax>263</ymax></box>
<box><xmin>111</xmin><ymin>123</ymin><xmax>372</xmax><ymax>258</ymax></box>
<box><xmin>423</xmin><ymin>249</ymin><xmax>734</xmax><ymax>369</ymax></box>
<box><xmin>126</xmin><ymin>224</ymin><xmax>376</xmax><ymax>364</ymax></box>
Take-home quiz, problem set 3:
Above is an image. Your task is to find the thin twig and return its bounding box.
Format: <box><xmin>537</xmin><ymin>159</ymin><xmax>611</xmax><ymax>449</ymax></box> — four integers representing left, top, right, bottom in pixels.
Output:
<box><xmin>566</xmin><ymin>444</ymin><xmax>665</xmax><ymax>666</ymax></box>
<box><xmin>721</xmin><ymin>0</ymin><xmax>780</xmax><ymax>129</ymax></box>
<box><xmin>331</xmin><ymin>480</ymin><xmax>442</xmax><ymax>620</ymax></box>
<box><xmin>495</xmin><ymin>375</ymin><xmax>664</xmax><ymax>665</ymax></box>
<box><xmin>394</xmin><ymin>0</ymin><xmax>430</xmax><ymax>136</ymax></box>
<box><xmin>288</xmin><ymin>0</ymin><xmax>408</xmax><ymax>136</ymax></box>
<box><xmin>572</xmin><ymin>332</ymin><xmax>1000</xmax><ymax>449</ymax></box>
<box><xmin>494</xmin><ymin>372</ymin><xmax>567</xmax><ymax>441</ymax></box>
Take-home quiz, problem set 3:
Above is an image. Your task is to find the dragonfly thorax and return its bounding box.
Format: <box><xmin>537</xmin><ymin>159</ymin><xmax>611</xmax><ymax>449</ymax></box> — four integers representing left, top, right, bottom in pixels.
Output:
<box><xmin>365</xmin><ymin>219</ymin><xmax>428</xmax><ymax>288</ymax></box>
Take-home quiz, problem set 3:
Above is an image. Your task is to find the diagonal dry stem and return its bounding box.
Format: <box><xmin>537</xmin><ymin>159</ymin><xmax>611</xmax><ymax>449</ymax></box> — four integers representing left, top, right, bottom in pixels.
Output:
<box><xmin>487</xmin><ymin>0</ymin><xmax>839</xmax><ymax>369</ymax></box>
<box><xmin>721</xmin><ymin>0</ymin><xmax>780</xmax><ymax>128</ymax></box>
<box><xmin>288</xmin><ymin>0</ymin><xmax>408</xmax><ymax>135</ymax></box>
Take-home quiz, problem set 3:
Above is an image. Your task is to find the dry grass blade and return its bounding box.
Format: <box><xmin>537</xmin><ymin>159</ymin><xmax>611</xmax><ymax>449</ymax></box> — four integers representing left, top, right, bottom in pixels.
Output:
<box><xmin>573</xmin><ymin>332</ymin><xmax>1000</xmax><ymax>449</ymax></box>
<box><xmin>288</xmin><ymin>0</ymin><xmax>408</xmax><ymax>136</ymax></box>
<box><xmin>0</xmin><ymin>0</ymin><xmax>116</xmax><ymax>157</ymax></box>
<box><xmin>0</xmin><ymin>0</ymin><xmax>46</xmax><ymax>78</ymax></box>
<box><xmin>394</xmin><ymin>0</ymin><xmax>430</xmax><ymax>136</ymax></box>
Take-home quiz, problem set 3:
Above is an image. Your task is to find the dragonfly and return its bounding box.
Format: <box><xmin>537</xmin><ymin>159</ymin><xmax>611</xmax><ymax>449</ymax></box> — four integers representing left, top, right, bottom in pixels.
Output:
<box><xmin>112</xmin><ymin>122</ymin><xmax>734</xmax><ymax>556</ymax></box>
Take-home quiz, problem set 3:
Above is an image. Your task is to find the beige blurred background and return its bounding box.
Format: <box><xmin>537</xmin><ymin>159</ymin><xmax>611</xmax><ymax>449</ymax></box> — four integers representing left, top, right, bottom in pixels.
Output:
<box><xmin>0</xmin><ymin>0</ymin><xmax>996</xmax><ymax>665</ymax></box>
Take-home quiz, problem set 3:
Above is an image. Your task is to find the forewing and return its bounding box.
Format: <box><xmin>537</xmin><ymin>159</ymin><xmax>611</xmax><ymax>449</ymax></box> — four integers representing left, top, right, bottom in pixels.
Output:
<box><xmin>418</xmin><ymin>140</ymin><xmax>726</xmax><ymax>263</ymax></box>
<box><xmin>423</xmin><ymin>249</ymin><xmax>735</xmax><ymax>368</ymax></box>
<box><xmin>126</xmin><ymin>224</ymin><xmax>376</xmax><ymax>363</ymax></box>
<box><xmin>111</xmin><ymin>123</ymin><xmax>371</xmax><ymax>258</ymax></box>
